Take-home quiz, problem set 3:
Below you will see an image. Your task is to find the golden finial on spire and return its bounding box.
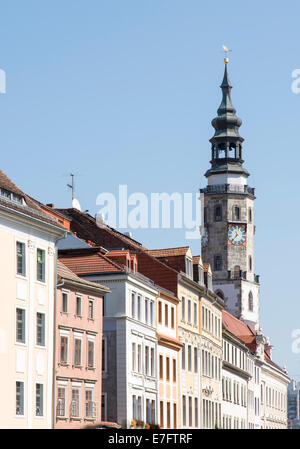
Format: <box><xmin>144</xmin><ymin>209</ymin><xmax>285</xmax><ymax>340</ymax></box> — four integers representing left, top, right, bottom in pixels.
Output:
<box><xmin>222</xmin><ymin>45</ymin><xmax>232</xmax><ymax>64</ymax></box>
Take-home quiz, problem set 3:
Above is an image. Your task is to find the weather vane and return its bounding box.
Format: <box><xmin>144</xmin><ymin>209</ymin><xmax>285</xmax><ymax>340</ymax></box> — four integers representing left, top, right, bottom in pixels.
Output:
<box><xmin>222</xmin><ymin>45</ymin><xmax>232</xmax><ymax>64</ymax></box>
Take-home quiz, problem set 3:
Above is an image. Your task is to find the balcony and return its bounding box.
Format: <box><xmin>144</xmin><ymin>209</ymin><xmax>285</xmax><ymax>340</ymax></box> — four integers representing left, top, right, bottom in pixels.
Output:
<box><xmin>200</xmin><ymin>184</ymin><xmax>255</xmax><ymax>196</ymax></box>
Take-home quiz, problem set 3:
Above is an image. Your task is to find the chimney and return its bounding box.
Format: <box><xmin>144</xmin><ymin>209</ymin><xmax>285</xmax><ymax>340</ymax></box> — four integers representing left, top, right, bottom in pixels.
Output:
<box><xmin>46</xmin><ymin>203</ymin><xmax>55</xmax><ymax>209</ymax></box>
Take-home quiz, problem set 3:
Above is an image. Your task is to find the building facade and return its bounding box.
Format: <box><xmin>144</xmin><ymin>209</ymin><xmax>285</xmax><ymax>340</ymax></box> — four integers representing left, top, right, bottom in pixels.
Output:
<box><xmin>54</xmin><ymin>261</ymin><xmax>109</xmax><ymax>428</ymax></box>
<box><xmin>59</xmin><ymin>247</ymin><xmax>159</xmax><ymax>429</ymax></box>
<box><xmin>0</xmin><ymin>170</ymin><xmax>66</xmax><ymax>428</ymax></box>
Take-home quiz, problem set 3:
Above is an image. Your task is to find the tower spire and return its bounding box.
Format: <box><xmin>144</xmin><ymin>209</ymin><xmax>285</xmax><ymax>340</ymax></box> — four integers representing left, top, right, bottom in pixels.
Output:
<box><xmin>205</xmin><ymin>56</ymin><xmax>248</xmax><ymax>178</ymax></box>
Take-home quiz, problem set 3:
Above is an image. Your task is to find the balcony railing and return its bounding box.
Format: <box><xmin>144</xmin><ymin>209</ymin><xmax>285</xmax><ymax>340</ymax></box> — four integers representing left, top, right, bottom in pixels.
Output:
<box><xmin>200</xmin><ymin>184</ymin><xmax>255</xmax><ymax>196</ymax></box>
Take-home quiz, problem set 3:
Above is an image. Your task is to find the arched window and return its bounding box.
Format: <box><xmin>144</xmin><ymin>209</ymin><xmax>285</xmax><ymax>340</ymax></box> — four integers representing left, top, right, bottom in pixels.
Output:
<box><xmin>248</xmin><ymin>292</ymin><xmax>253</xmax><ymax>311</ymax></box>
<box><xmin>234</xmin><ymin>265</ymin><xmax>240</xmax><ymax>279</ymax></box>
<box><xmin>249</xmin><ymin>255</ymin><xmax>252</xmax><ymax>272</ymax></box>
<box><xmin>215</xmin><ymin>289</ymin><xmax>224</xmax><ymax>300</ymax></box>
<box><xmin>214</xmin><ymin>255</ymin><xmax>222</xmax><ymax>271</ymax></box>
<box><xmin>233</xmin><ymin>206</ymin><xmax>240</xmax><ymax>221</ymax></box>
<box><xmin>214</xmin><ymin>205</ymin><xmax>222</xmax><ymax>222</ymax></box>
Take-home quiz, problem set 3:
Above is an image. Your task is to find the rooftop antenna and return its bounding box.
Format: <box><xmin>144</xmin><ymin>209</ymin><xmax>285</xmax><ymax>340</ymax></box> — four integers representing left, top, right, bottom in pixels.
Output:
<box><xmin>222</xmin><ymin>44</ymin><xmax>232</xmax><ymax>64</ymax></box>
<box><xmin>67</xmin><ymin>173</ymin><xmax>75</xmax><ymax>201</ymax></box>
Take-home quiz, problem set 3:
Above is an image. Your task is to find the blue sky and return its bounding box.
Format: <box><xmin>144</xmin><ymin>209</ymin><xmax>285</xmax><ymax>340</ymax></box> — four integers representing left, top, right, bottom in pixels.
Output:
<box><xmin>1</xmin><ymin>1</ymin><xmax>300</xmax><ymax>378</ymax></box>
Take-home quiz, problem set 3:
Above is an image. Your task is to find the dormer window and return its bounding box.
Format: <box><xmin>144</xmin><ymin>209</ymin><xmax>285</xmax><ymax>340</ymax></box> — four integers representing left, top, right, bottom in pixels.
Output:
<box><xmin>185</xmin><ymin>257</ymin><xmax>193</xmax><ymax>279</ymax></box>
<box><xmin>0</xmin><ymin>188</ymin><xmax>24</xmax><ymax>204</ymax></box>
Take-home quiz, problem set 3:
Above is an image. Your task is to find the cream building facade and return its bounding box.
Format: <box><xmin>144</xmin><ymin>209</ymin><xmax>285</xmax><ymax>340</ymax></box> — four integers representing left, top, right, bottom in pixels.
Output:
<box><xmin>0</xmin><ymin>171</ymin><xmax>66</xmax><ymax>428</ymax></box>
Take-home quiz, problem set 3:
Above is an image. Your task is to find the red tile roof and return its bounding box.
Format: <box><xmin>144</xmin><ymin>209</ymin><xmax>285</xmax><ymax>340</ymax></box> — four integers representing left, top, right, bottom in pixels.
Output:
<box><xmin>57</xmin><ymin>261</ymin><xmax>110</xmax><ymax>292</ymax></box>
<box><xmin>56</xmin><ymin>208</ymin><xmax>146</xmax><ymax>250</ymax></box>
<box><xmin>147</xmin><ymin>246</ymin><xmax>190</xmax><ymax>257</ymax></box>
<box><xmin>222</xmin><ymin>309</ymin><xmax>255</xmax><ymax>340</ymax></box>
<box><xmin>0</xmin><ymin>170</ymin><xmax>65</xmax><ymax>229</ymax></box>
<box><xmin>59</xmin><ymin>252</ymin><xmax>124</xmax><ymax>275</ymax></box>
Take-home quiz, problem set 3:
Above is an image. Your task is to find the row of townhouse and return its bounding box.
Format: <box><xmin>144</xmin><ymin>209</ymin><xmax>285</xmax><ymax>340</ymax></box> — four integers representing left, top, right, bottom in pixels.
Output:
<box><xmin>55</xmin><ymin>206</ymin><xmax>290</xmax><ymax>429</ymax></box>
<box><xmin>0</xmin><ymin>167</ymin><xmax>289</xmax><ymax>429</ymax></box>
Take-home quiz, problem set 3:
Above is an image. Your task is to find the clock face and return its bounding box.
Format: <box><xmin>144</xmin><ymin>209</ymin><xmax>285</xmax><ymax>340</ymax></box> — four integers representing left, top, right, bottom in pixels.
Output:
<box><xmin>228</xmin><ymin>224</ymin><xmax>246</xmax><ymax>246</ymax></box>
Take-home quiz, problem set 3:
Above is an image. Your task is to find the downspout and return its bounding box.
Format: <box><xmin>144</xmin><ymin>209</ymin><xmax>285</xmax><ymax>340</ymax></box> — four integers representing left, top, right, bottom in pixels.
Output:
<box><xmin>52</xmin><ymin>231</ymin><xmax>67</xmax><ymax>428</ymax></box>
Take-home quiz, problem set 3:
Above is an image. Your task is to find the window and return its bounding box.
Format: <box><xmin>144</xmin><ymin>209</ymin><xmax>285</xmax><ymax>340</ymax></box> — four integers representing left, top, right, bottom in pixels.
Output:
<box><xmin>16</xmin><ymin>381</ymin><xmax>24</xmax><ymax>415</ymax></box>
<box><xmin>173</xmin><ymin>359</ymin><xmax>176</xmax><ymax>382</ymax></box>
<box><xmin>182</xmin><ymin>396</ymin><xmax>186</xmax><ymax>426</ymax></box>
<box><xmin>85</xmin><ymin>390</ymin><xmax>95</xmax><ymax>418</ymax></box>
<box><xmin>132</xmin><ymin>343</ymin><xmax>136</xmax><ymax>371</ymax></box>
<box><xmin>173</xmin><ymin>403</ymin><xmax>177</xmax><ymax>428</ymax></box>
<box><xmin>182</xmin><ymin>344</ymin><xmax>186</xmax><ymax>370</ymax></box>
<box><xmin>57</xmin><ymin>387</ymin><xmax>66</xmax><ymax>417</ymax></box>
<box><xmin>195</xmin><ymin>398</ymin><xmax>198</xmax><ymax>427</ymax></box>
<box><xmin>216</xmin><ymin>290</ymin><xmax>224</xmax><ymax>301</ymax></box>
<box><xmin>88</xmin><ymin>340</ymin><xmax>94</xmax><ymax>368</ymax></box>
<box><xmin>145</xmin><ymin>298</ymin><xmax>149</xmax><ymax>324</ymax></box>
<box><xmin>166</xmin><ymin>357</ymin><xmax>170</xmax><ymax>381</ymax></box>
<box><xmin>151</xmin><ymin>348</ymin><xmax>155</xmax><ymax>376</ymax></box>
<box><xmin>159</xmin><ymin>354</ymin><xmax>163</xmax><ymax>380</ymax></box>
<box><xmin>62</xmin><ymin>292</ymin><xmax>68</xmax><ymax>313</ymax></box>
<box><xmin>165</xmin><ymin>304</ymin><xmax>168</xmax><ymax>327</ymax></box>
<box><xmin>181</xmin><ymin>296</ymin><xmax>185</xmax><ymax>321</ymax></box>
<box><xmin>214</xmin><ymin>255</ymin><xmax>222</xmax><ymax>271</ymax></box>
<box><xmin>150</xmin><ymin>301</ymin><xmax>154</xmax><ymax>326</ymax></box>
<box><xmin>194</xmin><ymin>347</ymin><xmax>198</xmax><ymax>373</ymax></box>
<box><xmin>187</xmin><ymin>299</ymin><xmax>191</xmax><ymax>323</ymax></box>
<box><xmin>16</xmin><ymin>308</ymin><xmax>25</xmax><ymax>343</ymax></box>
<box><xmin>189</xmin><ymin>397</ymin><xmax>192</xmax><ymax>427</ymax></box>
<box><xmin>37</xmin><ymin>249</ymin><xmax>45</xmax><ymax>282</ymax></box>
<box><xmin>131</xmin><ymin>293</ymin><xmax>135</xmax><ymax>318</ymax></box>
<box><xmin>60</xmin><ymin>336</ymin><xmax>68</xmax><ymax>363</ymax></box>
<box><xmin>71</xmin><ymin>389</ymin><xmax>80</xmax><ymax>417</ymax></box>
<box><xmin>167</xmin><ymin>402</ymin><xmax>171</xmax><ymax>428</ymax></box>
<box><xmin>16</xmin><ymin>242</ymin><xmax>26</xmax><ymax>276</ymax></box>
<box><xmin>171</xmin><ymin>307</ymin><xmax>175</xmax><ymax>329</ymax></box>
<box><xmin>248</xmin><ymin>292</ymin><xmax>253</xmax><ymax>311</ymax></box>
<box><xmin>36</xmin><ymin>312</ymin><xmax>45</xmax><ymax>346</ymax></box>
<box><xmin>193</xmin><ymin>302</ymin><xmax>198</xmax><ymax>326</ymax></box>
<box><xmin>137</xmin><ymin>295</ymin><xmax>141</xmax><ymax>320</ymax></box>
<box><xmin>145</xmin><ymin>346</ymin><xmax>149</xmax><ymax>376</ymax></box>
<box><xmin>137</xmin><ymin>345</ymin><xmax>142</xmax><ymax>373</ymax></box>
<box><xmin>188</xmin><ymin>345</ymin><xmax>192</xmax><ymax>372</ymax></box>
<box><xmin>214</xmin><ymin>205</ymin><xmax>222</xmax><ymax>222</ymax></box>
<box><xmin>233</xmin><ymin>206</ymin><xmax>240</xmax><ymax>221</ymax></box>
<box><xmin>36</xmin><ymin>384</ymin><xmax>43</xmax><ymax>416</ymax></box>
<box><xmin>76</xmin><ymin>296</ymin><xmax>82</xmax><ymax>316</ymax></box>
<box><xmin>160</xmin><ymin>401</ymin><xmax>164</xmax><ymax>428</ymax></box>
<box><xmin>186</xmin><ymin>257</ymin><xmax>193</xmax><ymax>278</ymax></box>
<box><xmin>74</xmin><ymin>339</ymin><xmax>82</xmax><ymax>366</ymax></box>
<box><xmin>158</xmin><ymin>301</ymin><xmax>162</xmax><ymax>324</ymax></box>
<box><xmin>88</xmin><ymin>299</ymin><xmax>94</xmax><ymax>319</ymax></box>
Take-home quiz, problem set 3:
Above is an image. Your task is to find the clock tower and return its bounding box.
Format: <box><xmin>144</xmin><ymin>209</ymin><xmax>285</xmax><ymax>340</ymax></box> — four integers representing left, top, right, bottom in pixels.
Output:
<box><xmin>200</xmin><ymin>58</ymin><xmax>260</xmax><ymax>330</ymax></box>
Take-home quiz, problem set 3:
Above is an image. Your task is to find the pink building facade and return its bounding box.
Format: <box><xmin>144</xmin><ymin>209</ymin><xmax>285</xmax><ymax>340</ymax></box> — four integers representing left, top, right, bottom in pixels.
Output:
<box><xmin>54</xmin><ymin>261</ymin><xmax>109</xmax><ymax>429</ymax></box>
